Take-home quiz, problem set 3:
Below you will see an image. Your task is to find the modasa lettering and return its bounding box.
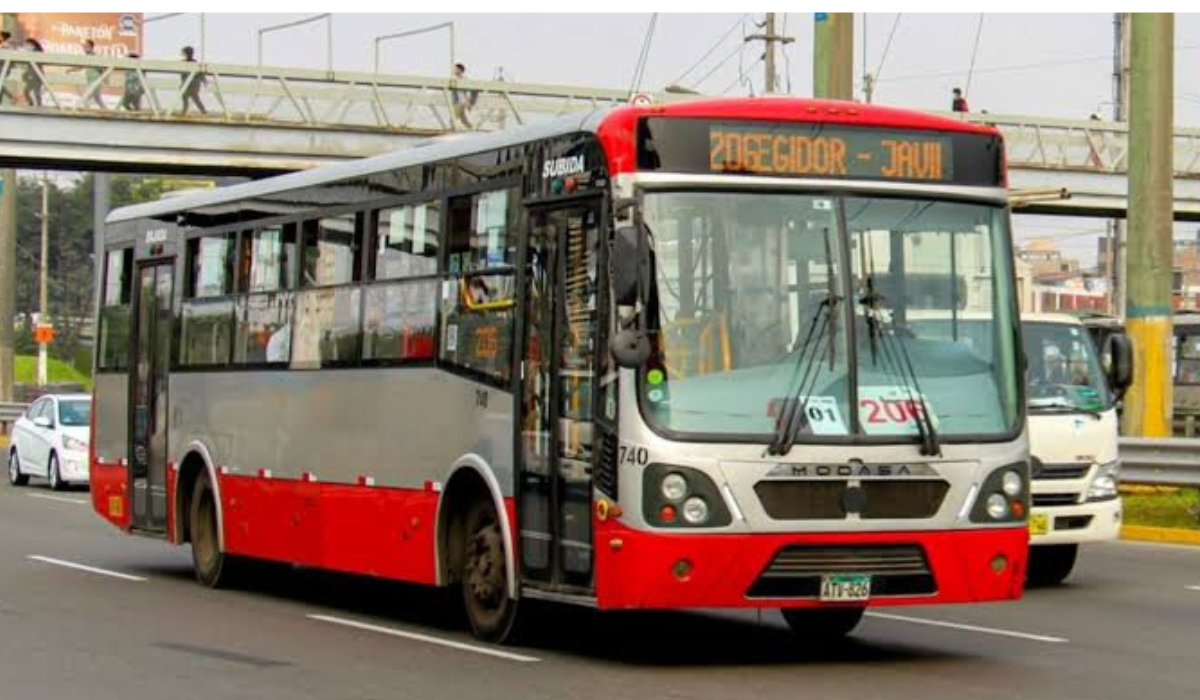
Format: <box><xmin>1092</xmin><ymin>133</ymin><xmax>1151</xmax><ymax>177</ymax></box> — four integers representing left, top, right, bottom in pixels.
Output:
<box><xmin>710</xmin><ymin>130</ymin><xmax>849</xmax><ymax>177</ymax></box>
<box><xmin>787</xmin><ymin>464</ymin><xmax>915</xmax><ymax>478</ymax></box>
<box><xmin>542</xmin><ymin>155</ymin><xmax>586</xmax><ymax>179</ymax></box>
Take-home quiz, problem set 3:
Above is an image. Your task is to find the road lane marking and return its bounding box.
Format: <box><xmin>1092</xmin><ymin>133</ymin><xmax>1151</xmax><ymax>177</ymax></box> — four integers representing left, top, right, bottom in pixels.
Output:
<box><xmin>865</xmin><ymin>612</ymin><xmax>1068</xmax><ymax>644</ymax></box>
<box><xmin>26</xmin><ymin>493</ymin><xmax>88</xmax><ymax>505</ymax></box>
<box><xmin>1187</xmin><ymin>585</ymin><xmax>1200</xmax><ymax>592</ymax></box>
<box><xmin>306</xmin><ymin>614</ymin><xmax>540</xmax><ymax>663</ymax></box>
<box><xmin>27</xmin><ymin>555</ymin><xmax>147</xmax><ymax>582</ymax></box>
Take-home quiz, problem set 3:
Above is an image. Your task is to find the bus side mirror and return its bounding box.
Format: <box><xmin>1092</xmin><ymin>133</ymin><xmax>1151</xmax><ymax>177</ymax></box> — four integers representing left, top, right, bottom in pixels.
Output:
<box><xmin>611</xmin><ymin>327</ymin><xmax>651</xmax><ymax>368</ymax></box>
<box><xmin>612</xmin><ymin>225</ymin><xmax>642</xmax><ymax>306</ymax></box>
<box><xmin>1106</xmin><ymin>333</ymin><xmax>1134</xmax><ymax>398</ymax></box>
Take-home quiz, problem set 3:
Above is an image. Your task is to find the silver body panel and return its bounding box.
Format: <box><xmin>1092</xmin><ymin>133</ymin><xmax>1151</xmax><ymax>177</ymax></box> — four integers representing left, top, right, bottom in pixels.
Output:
<box><xmin>166</xmin><ymin>369</ymin><xmax>513</xmax><ymax>493</ymax></box>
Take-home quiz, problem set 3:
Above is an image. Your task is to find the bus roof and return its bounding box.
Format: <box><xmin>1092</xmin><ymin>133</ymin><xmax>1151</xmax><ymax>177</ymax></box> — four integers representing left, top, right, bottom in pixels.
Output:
<box><xmin>107</xmin><ymin>97</ymin><xmax>1000</xmax><ymax>227</ymax></box>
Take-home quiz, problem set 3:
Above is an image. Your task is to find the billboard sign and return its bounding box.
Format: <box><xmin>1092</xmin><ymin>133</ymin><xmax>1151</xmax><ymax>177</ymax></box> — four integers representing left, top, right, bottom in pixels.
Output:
<box><xmin>13</xmin><ymin>13</ymin><xmax>143</xmax><ymax>57</ymax></box>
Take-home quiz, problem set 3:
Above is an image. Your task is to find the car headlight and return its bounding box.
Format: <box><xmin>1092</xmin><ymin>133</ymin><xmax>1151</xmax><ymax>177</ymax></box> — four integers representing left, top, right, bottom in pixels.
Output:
<box><xmin>1087</xmin><ymin>460</ymin><xmax>1120</xmax><ymax>501</ymax></box>
<box><xmin>62</xmin><ymin>435</ymin><xmax>88</xmax><ymax>452</ymax></box>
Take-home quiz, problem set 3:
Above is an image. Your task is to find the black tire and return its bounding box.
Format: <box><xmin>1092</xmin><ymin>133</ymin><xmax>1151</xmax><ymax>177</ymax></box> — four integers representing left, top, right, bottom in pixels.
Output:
<box><xmin>781</xmin><ymin>607</ymin><xmax>866</xmax><ymax>640</ymax></box>
<box><xmin>1027</xmin><ymin>544</ymin><xmax>1078</xmax><ymax>587</ymax></box>
<box><xmin>8</xmin><ymin>449</ymin><xmax>29</xmax><ymax>486</ymax></box>
<box><xmin>189</xmin><ymin>471</ymin><xmax>240</xmax><ymax>588</ymax></box>
<box><xmin>461</xmin><ymin>498</ymin><xmax>521</xmax><ymax>643</ymax></box>
<box><xmin>48</xmin><ymin>452</ymin><xmax>65</xmax><ymax>491</ymax></box>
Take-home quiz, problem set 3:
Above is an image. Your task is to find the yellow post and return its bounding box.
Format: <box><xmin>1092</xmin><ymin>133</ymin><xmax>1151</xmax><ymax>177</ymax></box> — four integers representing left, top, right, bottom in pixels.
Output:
<box><xmin>1122</xmin><ymin>13</ymin><xmax>1174</xmax><ymax>437</ymax></box>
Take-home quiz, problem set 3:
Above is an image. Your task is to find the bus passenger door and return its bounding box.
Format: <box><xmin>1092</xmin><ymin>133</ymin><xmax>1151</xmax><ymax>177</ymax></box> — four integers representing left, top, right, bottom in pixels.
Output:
<box><xmin>517</xmin><ymin>201</ymin><xmax>602</xmax><ymax>593</ymax></box>
<box><xmin>129</xmin><ymin>261</ymin><xmax>174</xmax><ymax>534</ymax></box>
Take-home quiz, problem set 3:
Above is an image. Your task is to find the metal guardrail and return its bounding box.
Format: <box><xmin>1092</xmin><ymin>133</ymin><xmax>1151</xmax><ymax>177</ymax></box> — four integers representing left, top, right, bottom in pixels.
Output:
<box><xmin>0</xmin><ymin>402</ymin><xmax>28</xmax><ymax>433</ymax></box>
<box><xmin>1120</xmin><ymin>437</ymin><xmax>1200</xmax><ymax>487</ymax></box>
<box><xmin>0</xmin><ymin>50</ymin><xmax>665</xmax><ymax>136</ymax></box>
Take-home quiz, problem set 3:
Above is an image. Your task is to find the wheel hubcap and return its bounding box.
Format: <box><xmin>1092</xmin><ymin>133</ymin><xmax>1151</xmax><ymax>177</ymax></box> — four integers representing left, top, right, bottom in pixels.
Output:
<box><xmin>466</xmin><ymin>522</ymin><xmax>505</xmax><ymax>610</ymax></box>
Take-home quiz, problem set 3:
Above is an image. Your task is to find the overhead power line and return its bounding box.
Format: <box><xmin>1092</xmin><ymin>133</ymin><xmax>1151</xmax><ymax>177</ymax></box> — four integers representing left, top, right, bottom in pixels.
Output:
<box><xmin>671</xmin><ymin>14</ymin><xmax>750</xmax><ymax>86</ymax></box>
<box><xmin>964</xmin><ymin>14</ymin><xmax>986</xmax><ymax>95</ymax></box>
<box><xmin>629</xmin><ymin>13</ymin><xmax>659</xmax><ymax>95</ymax></box>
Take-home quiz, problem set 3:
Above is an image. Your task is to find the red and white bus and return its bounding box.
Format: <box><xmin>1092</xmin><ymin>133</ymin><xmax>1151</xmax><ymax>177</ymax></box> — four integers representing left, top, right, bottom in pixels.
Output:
<box><xmin>90</xmin><ymin>97</ymin><xmax>1029</xmax><ymax>642</ymax></box>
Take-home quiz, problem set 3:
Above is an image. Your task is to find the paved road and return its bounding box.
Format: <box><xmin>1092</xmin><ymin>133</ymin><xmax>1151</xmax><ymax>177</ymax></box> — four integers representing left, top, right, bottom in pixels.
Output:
<box><xmin>2</xmin><ymin>480</ymin><xmax>1199</xmax><ymax>700</ymax></box>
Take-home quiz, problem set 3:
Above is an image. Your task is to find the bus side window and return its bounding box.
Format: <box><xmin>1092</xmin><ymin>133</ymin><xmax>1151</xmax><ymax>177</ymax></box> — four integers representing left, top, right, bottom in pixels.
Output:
<box><xmin>440</xmin><ymin>188</ymin><xmax>516</xmax><ymax>381</ymax></box>
<box><xmin>98</xmin><ymin>248</ymin><xmax>134</xmax><ymax>371</ymax></box>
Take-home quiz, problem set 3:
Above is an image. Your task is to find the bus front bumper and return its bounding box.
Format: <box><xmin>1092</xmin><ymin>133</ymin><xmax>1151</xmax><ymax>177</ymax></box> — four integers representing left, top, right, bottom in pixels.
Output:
<box><xmin>1030</xmin><ymin>497</ymin><xmax>1121</xmax><ymax>547</ymax></box>
<box><xmin>593</xmin><ymin>521</ymin><xmax>1028</xmax><ymax>610</ymax></box>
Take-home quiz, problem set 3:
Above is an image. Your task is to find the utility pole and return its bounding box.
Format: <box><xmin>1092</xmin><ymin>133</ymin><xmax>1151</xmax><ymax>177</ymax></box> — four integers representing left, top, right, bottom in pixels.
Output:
<box><xmin>1110</xmin><ymin>13</ymin><xmax>1132</xmax><ymax>317</ymax></box>
<box><xmin>0</xmin><ymin>169</ymin><xmax>15</xmax><ymax>402</ymax></box>
<box><xmin>813</xmin><ymin>12</ymin><xmax>854</xmax><ymax>100</ymax></box>
<box><xmin>745</xmin><ymin>13</ymin><xmax>794</xmax><ymax>94</ymax></box>
<box><xmin>1122</xmin><ymin>13</ymin><xmax>1174</xmax><ymax>438</ymax></box>
<box><xmin>37</xmin><ymin>177</ymin><xmax>49</xmax><ymax>387</ymax></box>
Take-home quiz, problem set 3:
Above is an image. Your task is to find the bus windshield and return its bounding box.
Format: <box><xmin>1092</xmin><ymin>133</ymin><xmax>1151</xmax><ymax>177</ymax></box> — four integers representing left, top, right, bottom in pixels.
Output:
<box><xmin>1022</xmin><ymin>321</ymin><xmax>1111</xmax><ymax>413</ymax></box>
<box><xmin>639</xmin><ymin>190</ymin><xmax>1020</xmax><ymax>442</ymax></box>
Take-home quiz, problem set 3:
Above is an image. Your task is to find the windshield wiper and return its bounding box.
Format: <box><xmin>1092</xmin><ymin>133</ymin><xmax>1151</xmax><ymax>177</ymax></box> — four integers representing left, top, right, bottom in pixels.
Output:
<box><xmin>859</xmin><ymin>273</ymin><xmax>942</xmax><ymax>457</ymax></box>
<box><xmin>1028</xmin><ymin>398</ymin><xmax>1103</xmax><ymax>420</ymax></box>
<box><xmin>769</xmin><ymin>226</ymin><xmax>841</xmax><ymax>457</ymax></box>
<box><xmin>768</xmin><ymin>294</ymin><xmax>838</xmax><ymax>456</ymax></box>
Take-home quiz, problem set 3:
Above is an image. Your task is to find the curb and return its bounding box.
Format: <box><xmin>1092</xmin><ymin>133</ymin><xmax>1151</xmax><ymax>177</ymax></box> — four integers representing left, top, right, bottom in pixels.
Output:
<box><xmin>1121</xmin><ymin>524</ymin><xmax>1200</xmax><ymax>546</ymax></box>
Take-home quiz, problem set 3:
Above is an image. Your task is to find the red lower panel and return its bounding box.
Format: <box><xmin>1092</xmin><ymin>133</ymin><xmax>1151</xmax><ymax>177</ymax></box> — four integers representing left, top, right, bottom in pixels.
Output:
<box><xmin>88</xmin><ymin>460</ymin><xmax>130</xmax><ymax>531</ymax></box>
<box><xmin>593</xmin><ymin>520</ymin><xmax>1028</xmax><ymax>610</ymax></box>
<box><xmin>218</xmin><ymin>475</ymin><xmax>440</xmax><ymax>585</ymax></box>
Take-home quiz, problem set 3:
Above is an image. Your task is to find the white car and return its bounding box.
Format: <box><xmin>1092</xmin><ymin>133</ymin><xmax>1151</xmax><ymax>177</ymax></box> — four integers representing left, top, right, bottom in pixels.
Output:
<box><xmin>7</xmin><ymin>394</ymin><xmax>92</xmax><ymax>490</ymax></box>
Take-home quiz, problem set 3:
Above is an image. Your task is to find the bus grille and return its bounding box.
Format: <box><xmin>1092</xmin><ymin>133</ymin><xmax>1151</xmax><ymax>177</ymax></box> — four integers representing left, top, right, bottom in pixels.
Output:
<box><xmin>1033</xmin><ymin>493</ymin><xmax>1082</xmax><ymax>507</ymax></box>
<box><xmin>746</xmin><ymin>544</ymin><xmax>936</xmax><ymax>598</ymax></box>
<box><xmin>595</xmin><ymin>431</ymin><xmax>618</xmax><ymax>498</ymax></box>
<box><xmin>754</xmin><ymin>480</ymin><xmax>948</xmax><ymax>520</ymax></box>
<box><xmin>1033</xmin><ymin>461</ymin><xmax>1090</xmax><ymax>480</ymax></box>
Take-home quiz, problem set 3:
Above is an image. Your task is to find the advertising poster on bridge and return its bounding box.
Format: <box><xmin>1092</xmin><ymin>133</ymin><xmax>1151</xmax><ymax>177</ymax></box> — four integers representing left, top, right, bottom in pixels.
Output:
<box><xmin>13</xmin><ymin>13</ymin><xmax>143</xmax><ymax>57</ymax></box>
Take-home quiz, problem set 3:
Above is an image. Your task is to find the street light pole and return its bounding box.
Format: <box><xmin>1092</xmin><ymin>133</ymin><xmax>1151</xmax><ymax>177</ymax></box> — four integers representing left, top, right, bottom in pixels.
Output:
<box><xmin>37</xmin><ymin>177</ymin><xmax>48</xmax><ymax>388</ymax></box>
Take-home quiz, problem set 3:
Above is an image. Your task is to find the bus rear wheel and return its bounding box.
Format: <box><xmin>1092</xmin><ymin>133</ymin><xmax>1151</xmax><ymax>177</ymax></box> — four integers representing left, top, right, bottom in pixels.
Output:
<box><xmin>781</xmin><ymin>607</ymin><xmax>865</xmax><ymax>640</ymax></box>
<box><xmin>189</xmin><ymin>471</ymin><xmax>241</xmax><ymax>588</ymax></box>
<box><xmin>1027</xmin><ymin>544</ymin><xmax>1078</xmax><ymax>587</ymax></box>
<box><xmin>461</xmin><ymin>498</ymin><xmax>520</xmax><ymax>643</ymax></box>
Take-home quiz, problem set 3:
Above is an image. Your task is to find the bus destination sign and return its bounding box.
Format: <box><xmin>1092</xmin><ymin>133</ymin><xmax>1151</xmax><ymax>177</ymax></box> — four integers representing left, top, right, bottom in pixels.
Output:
<box><xmin>638</xmin><ymin>118</ymin><xmax>1003</xmax><ymax>187</ymax></box>
<box><xmin>708</xmin><ymin>125</ymin><xmax>951</xmax><ymax>181</ymax></box>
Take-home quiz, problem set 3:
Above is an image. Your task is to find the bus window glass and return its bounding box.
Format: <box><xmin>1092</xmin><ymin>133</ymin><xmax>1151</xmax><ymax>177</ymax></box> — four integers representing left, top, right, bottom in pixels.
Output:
<box><xmin>188</xmin><ymin>234</ymin><xmax>235</xmax><ymax>298</ymax></box>
<box><xmin>363</xmin><ymin>281</ymin><xmax>437</xmax><ymax>362</ymax></box>
<box><xmin>375</xmin><ymin>202</ymin><xmax>440</xmax><ymax>279</ymax></box>
<box><xmin>179</xmin><ymin>299</ymin><xmax>235</xmax><ymax>366</ymax></box>
<box><xmin>291</xmin><ymin>288</ymin><xmax>362</xmax><ymax>368</ymax></box>
<box><xmin>98</xmin><ymin>248</ymin><xmax>133</xmax><ymax>370</ymax></box>
<box><xmin>235</xmin><ymin>293</ymin><xmax>294</xmax><ymax>365</ymax></box>
<box><xmin>440</xmin><ymin>272</ymin><xmax>515</xmax><ymax>381</ymax></box>
<box><xmin>447</xmin><ymin>189</ymin><xmax>513</xmax><ymax>273</ymax></box>
<box><xmin>240</xmin><ymin>225</ymin><xmax>297</xmax><ymax>292</ymax></box>
<box><xmin>302</xmin><ymin>215</ymin><xmax>361</xmax><ymax>287</ymax></box>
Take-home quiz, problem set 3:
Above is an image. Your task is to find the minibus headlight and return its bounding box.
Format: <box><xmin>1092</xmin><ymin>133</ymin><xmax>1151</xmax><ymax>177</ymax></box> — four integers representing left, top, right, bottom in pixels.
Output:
<box><xmin>1087</xmin><ymin>460</ymin><xmax>1121</xmax><ymax>501</ymax></box>
<box><xmin>643</xmin><ymin>465</ymin><xmax>732</xmax><ymax>528</ymax></box>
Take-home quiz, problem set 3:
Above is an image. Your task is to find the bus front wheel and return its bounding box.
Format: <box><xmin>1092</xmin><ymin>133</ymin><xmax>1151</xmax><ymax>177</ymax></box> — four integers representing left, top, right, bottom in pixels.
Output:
<box><xmin>461</xmin><ymin>498</ymin><xmax>520</xmax><ymax>643</ymax></box>
<box><xmin>781</xmin><ymin>607</ymin><xmax>865</xmax><ymax>639</ymax></box>
<box><xmin>189</xmin><ymin>471</ymin><xmax>241</xmax><ymax>588</ymax></box>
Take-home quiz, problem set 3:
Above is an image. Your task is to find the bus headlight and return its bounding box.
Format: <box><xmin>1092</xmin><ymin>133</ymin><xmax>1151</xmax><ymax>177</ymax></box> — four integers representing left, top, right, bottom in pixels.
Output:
<box><xmin>986</xmin><ymin>494</ymin><xmax>1009</xmax><ymax>520</ymax></box>
<box><xmin>661</xmin><ymin>472</ymin><xmax>688</xmax><ymax>501</ymax></box>
<box><xmin>969</xmin><ymin>462</ymin><xmax>1029</xmax><ymax>524</ymax></box>
<box><xmin>682</xmin><ymin>497</ymin><xmax>709</xmax><ymax>525</ymax></box>
<box><xmin>643</xmin><ymin>465</ymin><xmax>732</xmax><ymax>528</ymax></box>
<box><xmin>1001</xmin><ymin>470</ymin><xmax>1023</xmax><ymax>497</ymax></box>
<box><xmin>1087</xmin><ymin>460</ymin><xmax>1121</xmax><ymax>501</ymax></box>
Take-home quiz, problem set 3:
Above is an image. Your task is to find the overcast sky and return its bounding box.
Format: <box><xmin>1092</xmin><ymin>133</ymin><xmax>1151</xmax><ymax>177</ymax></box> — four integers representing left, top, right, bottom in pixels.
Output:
<box><xmin>139</xmin><ymin>12</ymin><xmax>1200</xmax><ymax>266</ymax></box>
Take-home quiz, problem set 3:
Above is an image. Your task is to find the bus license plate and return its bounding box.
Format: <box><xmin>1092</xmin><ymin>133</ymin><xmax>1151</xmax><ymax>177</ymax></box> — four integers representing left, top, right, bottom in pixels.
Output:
<box><xmin>820</xmin><ymin>574</ymin><xmax>872</xmax><ymax>602</ymax></box>
<box><xmin>1029</xmin><ymin>513</ymin><xmax>1050</xmax><ymax>536</ymax></box>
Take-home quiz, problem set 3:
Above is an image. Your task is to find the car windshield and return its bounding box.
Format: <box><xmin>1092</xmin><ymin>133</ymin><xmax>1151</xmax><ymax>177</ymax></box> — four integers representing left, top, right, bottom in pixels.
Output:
<box><xmin>639</xmin><ymin>190</ymin><xmax>1020</xmax><ymax>442</ymax></box>
<box><xmin>58</xmin><ymin>400</ymin><xmax>91</xmax><ymax>427</ymax></box>
<box><xmin>1022</xmin><ymin>322</ymin><xmax>1111</xmax><ymax>412</ymax></box>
